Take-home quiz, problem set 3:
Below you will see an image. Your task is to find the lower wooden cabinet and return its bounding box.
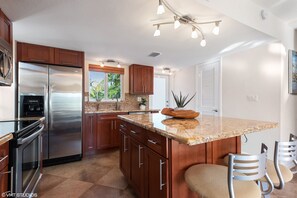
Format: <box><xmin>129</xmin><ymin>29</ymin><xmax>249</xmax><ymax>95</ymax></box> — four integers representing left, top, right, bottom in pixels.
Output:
<box><xmin>144</xmin><ymin>148</ymin><xmax>168</xmax><ymax>198</ymax></box>
<box><xmin>83</xmin><ymin>113</ymin><xmax>127</xmax><ymax>155</ymax></box>
<box><xmin>119</xmin><ymin>122</ymin><xmax>168</xmax><ymax>198</ymax></box>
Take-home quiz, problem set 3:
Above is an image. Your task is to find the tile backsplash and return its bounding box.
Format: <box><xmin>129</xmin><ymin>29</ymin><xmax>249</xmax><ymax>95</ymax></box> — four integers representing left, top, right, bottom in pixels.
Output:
<box><xmin>85</xmin><ymin>93</ymin><xmax>149</xmax><ymax>112</ymax></box>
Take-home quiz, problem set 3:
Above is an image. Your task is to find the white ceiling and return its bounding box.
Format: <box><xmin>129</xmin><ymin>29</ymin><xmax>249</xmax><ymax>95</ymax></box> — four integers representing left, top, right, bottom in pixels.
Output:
<box><xmin>251</xmin><ymin>0</ymin><xmax>297</xmax><ymax>28</ymax></box>
<box><xmin>0</xmin><ymin>0</ymin><xmax>275</xmax><ymax>68</ymax></box>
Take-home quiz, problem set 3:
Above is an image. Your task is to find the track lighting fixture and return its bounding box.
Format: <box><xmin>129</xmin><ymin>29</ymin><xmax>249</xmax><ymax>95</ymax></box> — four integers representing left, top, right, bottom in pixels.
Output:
<box><xmin>191</xmin><ymin>27</ymin><xmax>198</xmax><ymax>39</ymax></box>
<box><xmin>153</xmin><ymin>0</ymin><xmax>221</xmax><ymax>47</ymax></box>
<box><xmin>154</xmin><ymin>25</ymin><xmax>161</xmax><ymax>37</ymax></box>
<box><xmin>200</xmin><ymin>38</ymin><xmax>206</xmax><ymax>47</ymax></box>
<box><xmin>212</xmin><ymin>22</ymin><xmax>220</xmax><ymax>35</ymax></box>
<box><xmin>157</xmin><ymin>0</ymin><xmax>165</xmax><ymax>15</ymax></box>
<box><xmin>174</xmin><ymin>16</ymin><xmax>181</xmax><ymax>29</ymax></box>
<box><xmin>98</xmin><ymin>60</ymin><xmax>122</xmax><ymax>68</ymax></box>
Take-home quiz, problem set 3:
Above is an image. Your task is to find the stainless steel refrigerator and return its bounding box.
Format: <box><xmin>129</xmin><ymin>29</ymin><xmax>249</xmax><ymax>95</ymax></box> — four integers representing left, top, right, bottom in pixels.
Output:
<box><xmin>18</xmin><ymin>62</ymin><xmax>83</xmax><ymax>164</ymax></box>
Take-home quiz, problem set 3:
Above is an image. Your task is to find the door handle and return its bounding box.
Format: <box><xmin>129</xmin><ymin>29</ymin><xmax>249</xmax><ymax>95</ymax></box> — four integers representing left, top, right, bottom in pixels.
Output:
<box><xmin>138</xmin><ymin>145</ymin><xmax>143</xmax><ymax>168</ymax></box>
<box><xmin>160</xmin><ymin>160</ymin><xmax>166</xmax><ymax>190</ymax></box>
<box><xmin>17</xmin><ymin>125</ymin><xmax>44</xmax><ymax>145</ymax></box>
<box><xmin>123</xmin><ymin>135</ymin><xmax>128</xmax><ymax>152</ymax></box>
<box><xmin>213</xmin><ymin>109</ymin><xmax>218</xmax><ymax>112</ymax></box>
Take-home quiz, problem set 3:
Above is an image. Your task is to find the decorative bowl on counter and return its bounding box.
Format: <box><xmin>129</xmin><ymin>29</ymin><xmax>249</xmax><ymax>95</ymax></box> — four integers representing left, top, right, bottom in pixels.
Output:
<box><xmin>161</xmin><ymin>108</ymin><xmax>200</xmax><ymax>119</ymax></box>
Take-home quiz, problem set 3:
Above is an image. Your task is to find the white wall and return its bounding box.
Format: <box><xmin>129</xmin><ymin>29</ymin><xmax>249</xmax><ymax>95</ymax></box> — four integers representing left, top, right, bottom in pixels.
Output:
<box><xmin>170</xmin><ymin>66</ymin><xmax>196</xmax><ymax>109</ymax></box>
<box><xmin>221</xmin><ymin>43</ymin><xmax>282</xmax><ymax>158</ymax></box>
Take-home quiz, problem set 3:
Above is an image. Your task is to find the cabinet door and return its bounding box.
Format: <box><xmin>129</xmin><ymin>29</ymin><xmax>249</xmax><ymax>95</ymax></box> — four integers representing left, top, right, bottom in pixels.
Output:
<box><xmin>112</xmin><ymin>119</ymin><xmax>120</xmax><ymax>147</ymax></box>
<box><xmin>143</xmin><ymin>67</ymin><xmax>154</xmax><ymax>94</ymax></box>
<box><xmin>84</xmin><ymin>114</ymin><xmax>97</xmax><ymax>153</ymax></box>
<box><xmin>120</xmin><ymin>131</ymin><xmax>130</xmax><ymax>178</ymax></box>
<box><xmin>130</xmin><ymin>138</ymin><xmax>145</xmax><ymax>197</ymax></box>
<box><xmin>145</xmin><ymin>149</ymin><xmax>168</xmax><ymax>198</ymax></box>
<box><xmin>0</xmin><ymin>166</ymin><xmax>8</xmax><ymax>195</ymax></box>
<box><xmin>19</xmin><ymin>43</ymin><xmax>55</xmax><ymax>64</ymax></box>
<box><xmin>54</xmin><ymin>48</ymin><xmax>84</xmax><ymax>67</ymax></box>
<box><xmin>130</xmin><ymin>65</ymin><xmax>144</xmax><ymax>94</ymax></box>
<box><xmin>0</xmin><ymin>9</ymin><xmax>12</xmax><ymax>45</ymax></box>
<box><xmin>97</xmin><ymin>119</ymin><xmax>113</xmax><ymax>149</ymax></box>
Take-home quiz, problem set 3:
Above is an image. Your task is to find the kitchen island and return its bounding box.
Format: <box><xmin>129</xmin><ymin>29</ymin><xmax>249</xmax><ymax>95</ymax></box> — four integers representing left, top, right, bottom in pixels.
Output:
<box><xmin>118</xmin><ymin>113</ymin><xmax>278</xmax><ymax>198</ymax></box>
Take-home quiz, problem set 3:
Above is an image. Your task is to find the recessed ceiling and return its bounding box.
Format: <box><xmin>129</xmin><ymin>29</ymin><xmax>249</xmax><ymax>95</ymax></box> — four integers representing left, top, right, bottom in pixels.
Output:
<box><xmin>0</xmin><ymin>0</ymin><xmax>275</xmax><ymax>68</ymax></box>
<box><xmin>251</xmin><ymin>0</ymin><xmax>297</xmax><ymax>28</ymax></box>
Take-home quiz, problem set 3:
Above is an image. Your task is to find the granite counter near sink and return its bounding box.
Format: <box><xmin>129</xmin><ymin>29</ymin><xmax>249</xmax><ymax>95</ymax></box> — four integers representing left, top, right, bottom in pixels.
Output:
<box><xmin>118</xmin><ymin>113</ymin><xmax>278</xmax><ymax>145</ymax></box>
<box><xmin>84</xmin><ymin>109</ymin><xmax>160</xmax><ymax>114</ymax></box>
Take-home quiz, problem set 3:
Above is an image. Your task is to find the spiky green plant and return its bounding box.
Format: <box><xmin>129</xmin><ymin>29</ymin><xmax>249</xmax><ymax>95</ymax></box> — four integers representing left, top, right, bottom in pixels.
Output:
<box><xmin>171</xmin><ymin>91</ymin><xmax>196</xmax><ymax>108</ymax></box>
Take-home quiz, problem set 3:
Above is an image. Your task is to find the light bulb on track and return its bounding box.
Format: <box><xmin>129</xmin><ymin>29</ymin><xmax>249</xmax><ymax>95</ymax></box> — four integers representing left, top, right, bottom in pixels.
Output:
<box><xmin>154</xmin><ymin>25</ymin><xmax>161</xmax><ymax>37</ymax></box>
<box><xmin>191</xmin><ymin>27</ymin><xmax>198</xmax><ymax>39</ymax></box>
<box><xmin>212</xmin><ymin>22</ymin><xmax>220</xmax><ymax>35</ymax></box>
<box><xmin>200</xmin><ymin>39</ymin><xmax>206</xmax><ymax>47</ymax></box>
<box><xmin>174</xmin><ymin>16</ymin><xmax>181</xmax><ymax>29</ymax></box>
<box><xmin>157</xmin><ymin>0</ymin><xmax>165</xmax><ymax>15</ymax></box>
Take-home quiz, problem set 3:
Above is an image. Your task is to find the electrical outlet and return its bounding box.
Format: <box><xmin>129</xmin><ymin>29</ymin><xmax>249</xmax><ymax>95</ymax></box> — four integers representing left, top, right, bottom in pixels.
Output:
<box><xmin>137</xmin><ymin>97</ymin><xmax>142</xmax><ymax>102</ymax></box>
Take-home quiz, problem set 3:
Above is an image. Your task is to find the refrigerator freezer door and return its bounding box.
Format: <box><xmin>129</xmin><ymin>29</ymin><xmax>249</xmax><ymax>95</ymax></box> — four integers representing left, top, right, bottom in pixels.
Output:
<box><xmin>18</xmin><ymin>62</ymin><xmax>49</xmax><ymax>160</ymax></box>
<box><xmin>48</xmin><ymin>66</ymin><xmax>82</xmax><ymax>159</ymax></box>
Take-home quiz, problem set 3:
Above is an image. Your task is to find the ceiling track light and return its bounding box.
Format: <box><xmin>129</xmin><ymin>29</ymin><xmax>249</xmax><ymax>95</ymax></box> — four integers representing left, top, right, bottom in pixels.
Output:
<box><xmin>98</xmin><ymin>60</ymin><xmax>122</xmax><ymax>68</ymax></box>
<box><xmin>100</xmin><ymin>62</ymin><xmax>105</xmax><ymax>67</ymax></box>
<box><xmin>117</xmin><ymin>62</ymin><xmax>121</xmax><ymax>68</ymax></box>
<box><xmin>153</xmin><ymin>0</ymin><xmax>221</xmax><ymax>47</ymax></box>
<box><xmin>162</xmin><ymin>67</ymin><xmax>173</xmax><ymax>75</ymax></box>
<box><xmin>154</xmin><ymin>25</ymin><xmax>161</xmax><ymax>37</ymax></box>
<box><xmin>157</xmin><ymin>0</ymin><xmax>165</xmax><ymax>15</ymax></box>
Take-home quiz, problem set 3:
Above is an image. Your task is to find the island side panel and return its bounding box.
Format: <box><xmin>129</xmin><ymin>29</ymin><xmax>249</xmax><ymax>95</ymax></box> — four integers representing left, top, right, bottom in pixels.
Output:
<box><xmin>169</xmin><ymin>136</ymin><xmax>241</xmax><ymax>198</ymax></box>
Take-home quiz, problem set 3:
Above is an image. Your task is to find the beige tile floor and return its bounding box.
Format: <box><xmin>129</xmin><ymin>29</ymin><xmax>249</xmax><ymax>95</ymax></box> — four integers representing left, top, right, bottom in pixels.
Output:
<box><xmin>36</xmin><ymin>149</ymin><xmax>137</xmax><ymax>198</ymax></box>
<box><xmin>36</xmin><ymin>149</ymin><xmax>297</xmax><ymax>198</ymax></box>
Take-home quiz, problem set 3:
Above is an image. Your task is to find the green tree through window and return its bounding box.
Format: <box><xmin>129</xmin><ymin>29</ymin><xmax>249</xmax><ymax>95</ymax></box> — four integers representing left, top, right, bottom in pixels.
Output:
<box><xmin>89</xmin><ymin>71</ymin><xmax>122</xmax><ymax>101</ymax></box>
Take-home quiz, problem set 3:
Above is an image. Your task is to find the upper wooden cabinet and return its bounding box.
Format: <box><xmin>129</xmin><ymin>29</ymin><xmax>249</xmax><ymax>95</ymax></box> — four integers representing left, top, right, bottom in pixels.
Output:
<box><xmin>0</xmin><ymin>9</ymin><xmax>13</xmax><ymax>46</ymax></box>
<box><xmin>129</xmin><ymin>64</ymin><xmax>154</xmax><ymax>95</ymax></box>
<box><xmin>17</xmin><ymin>42</ymin><xmax>55</xmax><ymax>64</ymax></box>
<box><xmin>17</xmin><ymin>42</ymin><xmax>84</xmax><ymax>67</ymax></box>
<box><xmin>54</xmin><ymin>48</ymin><xmax>84</xmax><ymax>67</ymax></box>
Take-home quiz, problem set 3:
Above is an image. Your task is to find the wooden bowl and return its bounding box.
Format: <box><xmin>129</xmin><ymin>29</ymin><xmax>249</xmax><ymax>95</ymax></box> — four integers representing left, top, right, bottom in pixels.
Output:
<box><xmin>161</xmin><ymin>108</ymin><xmax>200</xmax><ymax>119</ymax></box>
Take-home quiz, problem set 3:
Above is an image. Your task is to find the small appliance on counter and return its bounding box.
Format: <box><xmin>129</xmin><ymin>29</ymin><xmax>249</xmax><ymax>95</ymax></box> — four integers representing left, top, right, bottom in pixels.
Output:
<box><xmin>0</xmin><ymin>118</ymin><xmax>44</xmax><ymax>197</ymax></box>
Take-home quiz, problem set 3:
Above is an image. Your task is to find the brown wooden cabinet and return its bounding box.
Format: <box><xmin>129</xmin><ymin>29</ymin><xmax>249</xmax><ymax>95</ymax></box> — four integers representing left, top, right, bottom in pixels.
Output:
<box><xmin>119</xmin><ymin>128</ymin><xmax>130</xmax><ymax>179</ymax></box>
<box><xmin>54</xmin><ymin>48</ymin><xmax>84</xmax><ymax>67</ymax></box>
<box><xmin>0</xmin><ymin>142</ymin><xmax>9</xmax><ymax>195</ymax></box>
<box><xmin>17</xmin><ymin>42</ymin><xmax>84</xmax><ymax>67</ymax></box>
<box><xmin>17</xmin><ymin>42</ymin><xmax>55</xmax><ymax>64</ymax></box>
<box><xmin>83</xmin><ymin>113</ymin><xmax>127</xmax><ymax>155</ymax></box>
<box><xmin>130</xmin><ymin>138</ymin><xmax>145</xmax><ymax>197</ymax></box>
<box><xmin>145</xmin><ymin>148</ymin><xmax>168</xmax><ymax>198</ymax></box>
<box><xmin>0</xmin><ymin>9</ymin><xmax>13</xmax><ymax>45</ymax></box>
<box><xmin>84</xmin><ymin>114</ymin><xmax>97</xmax><ymax>153</ymax></box>
<box><xmin>129</xmin><ymin>64</ymin><xmax>154</xmax><ymax>95</ymax></box>
<box><xmin>120</xmin><ymin>120</ymin><xmax>241</xmax><ymax>198</ymax></box>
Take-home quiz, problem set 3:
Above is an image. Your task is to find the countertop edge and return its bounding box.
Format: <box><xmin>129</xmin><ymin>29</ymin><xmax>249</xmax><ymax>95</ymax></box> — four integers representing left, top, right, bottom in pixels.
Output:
<box><xmin>118</xmin><ymin>115</ymin><xmax>279</xmax><ymax>145</ymax></box>
<box><xmin>0</xmin><ymin>133</ymin><xmax>13</xmax><ymax>146</ymax></box>
<box><xmin>85</xmin><ymin>109</ymin><xmax>160</xmax><ymax>114</ymax></box>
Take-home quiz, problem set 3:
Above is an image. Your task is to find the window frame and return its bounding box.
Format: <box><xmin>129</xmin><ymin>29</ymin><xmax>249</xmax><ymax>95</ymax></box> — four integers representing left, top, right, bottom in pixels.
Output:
<box><xmin>88</xmin><ymin>64</ymin><xmax>125</xmax><ymax>102</ymax></box>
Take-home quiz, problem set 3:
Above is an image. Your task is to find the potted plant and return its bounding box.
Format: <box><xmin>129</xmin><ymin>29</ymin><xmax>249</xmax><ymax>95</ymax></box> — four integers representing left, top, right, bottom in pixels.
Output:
<box><xmin>172</xmin><ymin>91</ymin><xmax>196</xmax><ymax>110</ymax></box>
<box><xmin>139</xmin><ymin>97</ymin><xmax>147</xmax><ymax>110</ymax></box>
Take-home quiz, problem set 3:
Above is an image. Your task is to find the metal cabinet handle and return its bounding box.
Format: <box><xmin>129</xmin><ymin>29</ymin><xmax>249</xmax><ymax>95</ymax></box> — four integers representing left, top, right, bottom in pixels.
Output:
<box><xmin>89</xmin><ymin>116</ymin><xmax>93</xmax><ymax>149</ymax></box>
<box><xmin>123</xmin><ymin>135</ymin><xmax>128</xmax><ymax>152</ymax></box>
<box><xmin>148</xmin><ymin>139</ymin><xmax>157</xmax><ymax>145</ymax></box>
<box><xmin>131</xmin><ymin>130</ymin><xmax>137</xmax><ymax>134</ymax></box>
<box><xmin>114</xmin><ymin>120</ymin><xmax>116</xmax><ymax>130</ymax></box>
<box><xmin>138</xmin><ymin>145</ymin><xmax>143</xmax><ymax>168</ymax></box>
<box><xmin>111</xmin><ymin>121</ymin><xmax>113</xmax><ymax>130</ymax></box>
<box><xmin>160</xmin><ymin>160</ymin><xmax>166</xmax><ymax>190</ymax></box>
<box><xmin>0</xmin><ymin>155</ymin><xmax>8</xmax><ymax>163</ymax></box>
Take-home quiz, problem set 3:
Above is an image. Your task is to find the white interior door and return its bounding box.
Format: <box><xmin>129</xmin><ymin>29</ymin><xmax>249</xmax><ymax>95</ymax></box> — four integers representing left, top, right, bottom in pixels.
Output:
<box><xmin>150</xmin><ymin>75</ymin><xmax>169</xmax><ymax>109</ymax></box>
<box><xmin>196</xmin><ymin>59</ymin><xmax>221</xmax><ymax>116</ymax></box>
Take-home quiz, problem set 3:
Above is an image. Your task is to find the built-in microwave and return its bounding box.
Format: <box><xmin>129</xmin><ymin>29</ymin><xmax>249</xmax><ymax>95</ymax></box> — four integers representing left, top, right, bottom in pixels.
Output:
<box><xmin>0</xmin><ymin>38</ymin><xmax>13</xmax><ymax>86</ymax></box>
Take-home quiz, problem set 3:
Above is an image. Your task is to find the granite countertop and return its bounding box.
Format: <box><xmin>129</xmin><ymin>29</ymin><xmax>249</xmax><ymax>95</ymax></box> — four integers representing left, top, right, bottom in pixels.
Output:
<box><xmin>85</xmin><ymin>109</ymin><xmax>160</xmax><ymax>114</ymax></box>
<box><xmin>118</xmin><ymin>113</ymin><xmax>278</xmax><ymax>145</ymax></box>
<box><xmin>0</xmin><ymin>117</ymin><xmax>45</xmax><ymax>145</ymax></box>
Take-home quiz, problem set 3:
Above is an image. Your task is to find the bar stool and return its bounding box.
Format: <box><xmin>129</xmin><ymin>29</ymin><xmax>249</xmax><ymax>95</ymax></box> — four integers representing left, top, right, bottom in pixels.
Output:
<box><xmin>223</xmin><ymin>133</ymin><xmax>297</xmax><ymax>190</ymax></box>
<box><xmin>185</xmin><ymin>144</ymin><xmax>273</xmax><ymax>198</ymax></box>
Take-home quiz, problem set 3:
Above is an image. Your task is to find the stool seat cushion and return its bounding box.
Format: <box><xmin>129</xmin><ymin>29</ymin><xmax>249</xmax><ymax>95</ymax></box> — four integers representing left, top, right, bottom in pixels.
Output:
<box><xmin>223</xmin><ymin>155</ymin><xmax>293</xmax><ymax>185</ymax></box>
<box><xmin>261</xmin><ymin>159</ymin><xmax>293</xmax><ymax>184</ymax></box>
<box><xmin>185</xmin><ymin>164</ymin><xmax>261</xmax><ymax>198</ymax></box>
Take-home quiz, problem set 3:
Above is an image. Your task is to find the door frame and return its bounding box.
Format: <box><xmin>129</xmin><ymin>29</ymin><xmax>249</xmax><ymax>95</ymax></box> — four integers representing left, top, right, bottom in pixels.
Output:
<box><xmin>149</xmin><ymin>74</ymin><xmax>170</xmax><ymax>109</ymax></box>
<box><xmin>195</xmin><ymin>58</ymin><xmax>222</xmax><ymax>116</ymax></box>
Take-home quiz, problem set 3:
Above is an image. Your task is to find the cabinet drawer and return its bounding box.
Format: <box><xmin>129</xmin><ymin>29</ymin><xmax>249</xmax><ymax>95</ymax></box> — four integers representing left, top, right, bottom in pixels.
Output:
<box><xmin>145</xmin><ymin>130</ymin><xmax>168</xmax><ymax>158</ymax></box>
<box><xmin>130</xmin><ymin>125</ymin><xmax>145</xmax><ymax>143</ymax></box>
<box><xmin>0</xmin><ymin>142</ymin><xmax>9</xmax><ymax>171</ymax></box>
